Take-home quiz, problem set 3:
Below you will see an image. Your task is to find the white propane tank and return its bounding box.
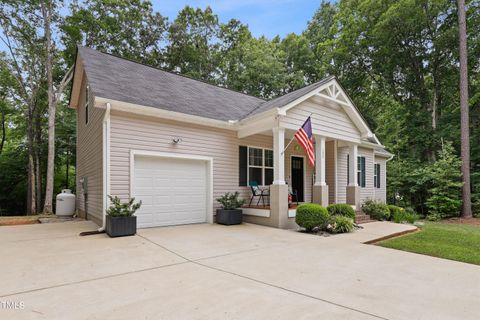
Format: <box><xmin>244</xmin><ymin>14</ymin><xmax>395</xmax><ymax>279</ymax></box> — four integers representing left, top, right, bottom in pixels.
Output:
<box><xmin>56</xmin><ymin>189</ymin><xmax>76</xmax><ymax>217</ymax></box>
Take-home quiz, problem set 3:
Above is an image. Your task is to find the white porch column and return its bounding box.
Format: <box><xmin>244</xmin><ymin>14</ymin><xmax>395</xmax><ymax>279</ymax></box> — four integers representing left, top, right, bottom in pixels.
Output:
<box><xmin>272</xmin><ymin>127</ymin><xmax>285</xmax><ymax>185</ymax></box>
<box><xmin>314</xmin><ymin>136</ymin><xmax>326</xmax><ymax>186</ymax></box>
<box><xmin>312</xmin><ymin>135</ymin><xmax>328</xmax><ymax>206</ymax></box>
<box><xmin>347</xmin><ymin>144</ymin><xmax>360</xmax><ymax>207</ymax></box>
<box><xmin>348</xmin><ymin>144</ymin><xmax>358</xmax><ymax>186</ymax></box>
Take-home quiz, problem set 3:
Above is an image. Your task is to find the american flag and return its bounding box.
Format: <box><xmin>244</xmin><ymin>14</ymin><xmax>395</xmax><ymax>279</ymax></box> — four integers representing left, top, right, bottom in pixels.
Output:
<box><xmin>294</xmin><ymin>117</ymin><xmax>315</xmax><ymax>167</ymax></box>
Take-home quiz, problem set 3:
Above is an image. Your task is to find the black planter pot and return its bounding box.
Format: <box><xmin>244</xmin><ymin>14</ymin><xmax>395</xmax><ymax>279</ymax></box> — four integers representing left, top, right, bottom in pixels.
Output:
<box><xmin>216</xmin><ymin>209</ymin><xmax>243</xmax><ymax>225</ymax></box>
<box><xmin>106</xmin><ymin>215</ymin><xmax>137</xmax><ymax>237</ymax></box>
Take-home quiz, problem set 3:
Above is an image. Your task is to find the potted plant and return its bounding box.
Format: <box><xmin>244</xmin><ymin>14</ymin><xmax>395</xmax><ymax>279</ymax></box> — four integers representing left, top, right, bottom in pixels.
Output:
<box><xmin>216</xmin><ymin>192</ymin><xmax>246</xmax><ymax>225</ymax></box>
<box><xmin>105</xmin><ymin>195</ymin><xmax>142</xmax><ymax>237</ymax></box>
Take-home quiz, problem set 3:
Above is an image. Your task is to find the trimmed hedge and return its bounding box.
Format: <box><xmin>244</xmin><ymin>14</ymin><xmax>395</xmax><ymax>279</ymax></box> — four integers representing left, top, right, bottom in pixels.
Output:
<box><xmin>327</xmin><ymin>216</ymin><xmax>354</xmax><ymax>233</ymax></box>
<box><xmin>295</xmin><ymin>204</ymin><xmax>330</xmax><ymax>232</ymax></box>
<box><xmin>362</xmin><ymin>199</ymin><xmax>390</xmax><ymax>220</ymax></box>
<box><xmin>327</xmin><ymin>203</ymin><xmax>356</xmax><ymax>219</ymax></box>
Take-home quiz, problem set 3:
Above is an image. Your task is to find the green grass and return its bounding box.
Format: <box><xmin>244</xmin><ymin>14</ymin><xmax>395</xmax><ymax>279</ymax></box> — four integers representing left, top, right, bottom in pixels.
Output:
<box><xmin>378</xmin><ymin>222</ymin><xmax>480</xmax><ymax>265</ymax></box>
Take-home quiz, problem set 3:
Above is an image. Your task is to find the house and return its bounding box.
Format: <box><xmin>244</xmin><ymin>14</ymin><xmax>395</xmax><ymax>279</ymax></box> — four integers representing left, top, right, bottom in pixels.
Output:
<box><xmin>69</xmin><ymin>47</ymin><xmax>392</xmax><ymax>230</ymax></box>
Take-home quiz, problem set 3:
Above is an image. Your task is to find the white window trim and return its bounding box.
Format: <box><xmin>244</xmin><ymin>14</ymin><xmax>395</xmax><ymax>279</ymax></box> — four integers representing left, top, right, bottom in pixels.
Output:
<box><xmin>247</xmin><ymin>146</ymin><xmax>273</xmax><ymax>187</ymax></box>
<box><xmin>357</xmin><ymin>156</ymin><xmax>366</xmax><ymax>188</ymax></box>
<box><xmin>85</xmin><ymin>84</ymin><xmax>90</xmax><ymax>126</ymax></box>
<box><xmin>374</xmin><ymin>162</ymin><xmax>380</xmax><ymax>189</ymax></box>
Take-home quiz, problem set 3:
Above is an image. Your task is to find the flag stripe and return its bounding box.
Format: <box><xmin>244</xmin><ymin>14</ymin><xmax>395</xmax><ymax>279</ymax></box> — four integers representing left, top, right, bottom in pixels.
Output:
<box><xmin>294</xmin><ymin>117</ymin><xmax>315</xmax><ymax>167</ymax></box>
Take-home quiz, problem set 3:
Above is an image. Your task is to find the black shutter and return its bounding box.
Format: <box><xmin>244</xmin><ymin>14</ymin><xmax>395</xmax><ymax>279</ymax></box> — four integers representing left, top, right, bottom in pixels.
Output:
<box><xmin>361</xmin><ymin>157</ymin><xmax>366</xmax><ymax>187</ymax></box>
<box><xmin>239</xmin><ymin>146</ymin><xmax>248</xmax><ymax>186</ymax></box>
<box><xmin>377</xmin><ymin>164</ymin><xmax>381</xmax><ymax>188</ymax></box>
<box><xmin>347</xmin><ymin>154</ymin><xmax>350</xmax><ymax>184</ymax></box>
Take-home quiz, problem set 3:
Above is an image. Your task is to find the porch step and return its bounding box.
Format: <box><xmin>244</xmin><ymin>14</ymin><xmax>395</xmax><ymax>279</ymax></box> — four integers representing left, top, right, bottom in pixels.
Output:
<box><xmin>355</xmin><ymin>212</ymin><xmax>374</xmax><ymax>224</ymax></box>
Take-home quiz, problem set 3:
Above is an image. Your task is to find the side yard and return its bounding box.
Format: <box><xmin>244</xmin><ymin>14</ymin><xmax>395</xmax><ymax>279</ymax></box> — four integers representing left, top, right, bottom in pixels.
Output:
<box><xmin>378</xmin><ymin>221</ymin><xmax>480</xmax><ymax>265</ymax></box>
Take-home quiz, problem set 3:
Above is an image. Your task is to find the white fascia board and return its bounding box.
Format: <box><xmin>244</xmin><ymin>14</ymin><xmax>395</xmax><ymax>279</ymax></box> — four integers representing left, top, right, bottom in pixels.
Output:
<box><xmin>69</xmin><ymin>55</ymin><xmax>84</xmax><ymax>109</ymax></box>
<box><xmin>94</xmin><ymin>96</ymin><xmax>238</xmax><ymax>130</ymax></box>
<box><xmin>237</xmin><ymin>115</ymin><xmax>277</xmax><ymax>138</ymax></box>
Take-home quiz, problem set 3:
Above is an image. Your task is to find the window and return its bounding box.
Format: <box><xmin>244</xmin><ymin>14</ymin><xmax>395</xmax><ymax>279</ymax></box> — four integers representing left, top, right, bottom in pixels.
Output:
<box><xmin>357</xmin><ymin>156</ymin><xmax>366</xmax><ymax>188</ymax></box>
<box><xmin>85</xmin><ymin>85</ymin><xmax>90</xmax><ymax>125</ymax></box>
<box><xmin>374</xmin><ymin>163</ymin><xmax>381</xmax><ymax>188</ymax></box>
<box><xmin>347</xmin><ymin>154</ymin><xmax>366</xmax><ymax>187</ymax></box>
<box><xmin>239</xmin><ymin>147</ymin><xmax>273</xmax><ymax>186</ymax></box>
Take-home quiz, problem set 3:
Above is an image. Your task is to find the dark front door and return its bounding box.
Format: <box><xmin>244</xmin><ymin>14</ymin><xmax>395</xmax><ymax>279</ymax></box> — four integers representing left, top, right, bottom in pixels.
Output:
<box><xmin>291</xmin><ymin>156</ymin><xmax>304</xmax><ymax>202</ymax></box>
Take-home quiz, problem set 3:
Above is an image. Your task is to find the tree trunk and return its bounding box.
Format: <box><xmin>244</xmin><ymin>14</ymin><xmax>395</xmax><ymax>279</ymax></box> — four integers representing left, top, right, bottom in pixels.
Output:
<box><xmin>35</xmin><ymin>110</ymin><xmax>42</xmax><ymax>211</ymax></box>
<box><xmin>26</xmin><ymin>109</ymin><xmax>36</xmax><ymax>215</ymax></box>
<box><xmin>457</xmin><ymin>0</ymin><xmax>472</xmax><ymax>218</ymax></box>
<box><xmin>0</xmin><ymin>109</ymin><xmax>5</xmax><ymax>155</ymax></box>
<box><xmin>42</xmin><ymin>0</ymin><xmax>55</xmax><ymax>214</ymax></box>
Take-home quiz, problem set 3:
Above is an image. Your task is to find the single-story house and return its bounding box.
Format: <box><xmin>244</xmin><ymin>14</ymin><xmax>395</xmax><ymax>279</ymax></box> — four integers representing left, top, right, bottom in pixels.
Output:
<box><xmin>69</xmin><ymin>46</ymin><xmax>392</xmax><ymax>230</ymax></box>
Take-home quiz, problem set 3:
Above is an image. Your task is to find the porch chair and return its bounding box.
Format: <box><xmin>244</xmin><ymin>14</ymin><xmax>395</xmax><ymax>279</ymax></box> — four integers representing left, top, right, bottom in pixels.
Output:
<box><xmin>287</xmin><ymin>182</ymin><xmax>299</xmax><ymax>205</ymax></box>
<box><xmin>249</xmin><ymin>181</ymin><xmax>270</xmax><ymax>207</ymax></box>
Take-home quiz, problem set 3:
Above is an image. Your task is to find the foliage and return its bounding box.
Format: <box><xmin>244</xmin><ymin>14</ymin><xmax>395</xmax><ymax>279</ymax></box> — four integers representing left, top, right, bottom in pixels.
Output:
<box><xmin>425</xmin><ymin>143</ymin><xmax>463</xmax><ymax>219</ymax></box>
<box><xmin>295</xmin><ymin>203</ymin><xmax>330</xmax><ymax>232</ymax></box>
<box><xmin>216</xmin><ymin>192</ymin><xmax>245</xmax><ymax>210</ymax></box>
<box><xmin>379</xmin><ymin>222</ymin><xmax>480</xmax><ymax>266</ymax></box>
<box><xmin>327</xmin><ymin>203</ymin><xmax>355</xmax><ymax>219</ymax></box>
<box><xmin>389</xmin><ymin>206</ymin><xmax>418</xmax><ymax>224</ymax></box>
<box><xmin>106</xmin><ymin>195</ymin><xmax>142</xmax><ymax>217</ymax></box>
<box><xmin>362</xmin><ymin>199</ymin><xmax>390</xmax><ymax>221</ymax></box>
<box><xmin>426</xmin><ymin>213</ymin><xmax>442</xmax><ymax>222</ymax></box>
<box><xmin>326</xmin><ymin>216</ymin><xmax>354</xmax><ymax>234</ymax></box>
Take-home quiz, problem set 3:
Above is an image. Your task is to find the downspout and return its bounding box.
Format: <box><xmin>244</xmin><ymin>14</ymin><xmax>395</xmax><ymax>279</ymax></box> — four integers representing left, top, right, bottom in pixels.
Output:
<box><xmin>98</xmin><ymin>102</ymin><xmax>111</xmax><ymax>232</ymax></box>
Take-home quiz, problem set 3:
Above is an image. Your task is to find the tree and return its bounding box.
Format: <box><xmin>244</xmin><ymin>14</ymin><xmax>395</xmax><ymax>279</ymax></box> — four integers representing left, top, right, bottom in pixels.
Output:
<box><xmin>0</xmin><ymin>0</ymin><xmax>48</xmax><ymax>214</ymax></box>
<box><xmin>165</xmin><ymin>6</ymin><xmax>220</xmax><ymax>81</ymax></box>
<box><xmin>457</xmin><ymin>0</ymin><xmax>472</xmax><ymax>218</ymax></box>
<box><xmin>61</xmin><ymin>0</ymin><xmax>166</xmax><ymax>65</ymax></box>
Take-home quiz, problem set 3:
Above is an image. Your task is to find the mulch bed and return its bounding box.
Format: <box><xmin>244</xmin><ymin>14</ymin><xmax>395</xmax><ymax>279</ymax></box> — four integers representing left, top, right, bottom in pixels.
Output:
<box><xmin>0</xmin><ymin>217</ymin><xmax>40</xmax><ymax>226</ymax></box>
<box><xmin>442</xmin><ymin>217</ymin><xmax>480</xmax><ymax>226</ymax></box>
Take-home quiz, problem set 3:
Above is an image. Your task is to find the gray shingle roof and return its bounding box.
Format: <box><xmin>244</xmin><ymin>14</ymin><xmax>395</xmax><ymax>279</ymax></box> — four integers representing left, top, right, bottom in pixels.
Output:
<box><xmin>243</xmin><ymin>75</ymin><xmax>335</xmax><ymax>118</ymax></box>
<box><xmin>77</xmin><ymin>47</ymin><xmax>265</xmax><ymax>121</ymax></box>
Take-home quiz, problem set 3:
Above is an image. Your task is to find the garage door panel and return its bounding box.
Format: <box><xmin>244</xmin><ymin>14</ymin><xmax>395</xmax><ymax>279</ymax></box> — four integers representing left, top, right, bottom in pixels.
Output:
<box><xmin>133</xmin><ymin>155</ymin><xmax>209</xmax><ymax>228</ymax></box>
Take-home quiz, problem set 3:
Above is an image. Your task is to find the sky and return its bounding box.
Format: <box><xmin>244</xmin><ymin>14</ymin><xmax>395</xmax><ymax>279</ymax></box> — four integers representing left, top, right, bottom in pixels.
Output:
<box><xmin>152</xmin><ymin>0</ymin><xmax>324</xmax><ymax>38</ymax></box>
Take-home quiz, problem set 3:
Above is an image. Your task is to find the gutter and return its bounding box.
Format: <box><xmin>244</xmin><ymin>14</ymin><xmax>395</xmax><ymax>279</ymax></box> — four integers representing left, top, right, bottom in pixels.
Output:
<box><xmin>99</xmin><ymin>102</ymin><xmax>111</xmax><ymax>232</ymax></box>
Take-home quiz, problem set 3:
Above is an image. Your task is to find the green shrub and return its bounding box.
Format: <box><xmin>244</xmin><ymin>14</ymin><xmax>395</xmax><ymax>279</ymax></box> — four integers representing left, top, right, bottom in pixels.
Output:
<box><xmin>106</xmin><ymin>195</ymin><xmax>142</xmax><ymax>217</ymax></box>
<box><xmin>295</xmin><ymin>204</ymin><xmax>330</xmax><ymax>232</ymax></box>
<box><xmin>327</xmin><ymin>216</ymin><xmax>354</xmax><ymax>233</ymax></box>
<box><xmin>216</xmin><ymin>192</ymin><xmax>246</xmax><ymax>209</ymax></box>
<box><xmin>327</xmin><ymin>203</ymin><xmax>355</xmax><ymax>219</ymax></box>
<box><xmin>426</xmin><ymin>213</ymin><xmax>442</xmax><ymax>221</ymax></box>
<box><xmin>362</xmin><ymin>199</ymin><xmax>390</xmax><ymax>220</ymax></box>
<box><xmin>390</xmin><ymin>206</ymin><xmax>419</xmax><ymax>224</ymax></box>
<box><xmin>387</xmin><ymin>205</ymin><xmax>403</xmax><ymax>220</ymax></box>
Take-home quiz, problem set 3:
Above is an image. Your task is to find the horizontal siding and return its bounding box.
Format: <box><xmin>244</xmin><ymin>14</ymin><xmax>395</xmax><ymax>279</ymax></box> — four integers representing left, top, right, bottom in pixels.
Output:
<box><xmin>336</xmin><ymin>147</ymin><xmax>348</xmax><ymax>203</ymax></box>
<box><xmin>76</xmin><ymin>75</ymin><xmax>104</xmax><ymax>223</ymax></box>
<box><xmin>359</xmin><ymin>147</ymin><xmax>374</xmax><ymax>202</ymax></box>
<box><xmin>374</xmin><ymin>156</ymin><xmax>387</xmax><ymax>202</ymax></box>
<box><xmin>109</xmin><ymin>111</ymin><xmax>315</xmax><ymax>214</ymax></box>
<box><xmin>325</xmin><ymin>140</ymin><xmax>336</xmax><ymax>204</ymax></box>
<box><xmin>280</xmin><ymin>99</ymin><xmax>361</xmax><ymax>142</ymax></box>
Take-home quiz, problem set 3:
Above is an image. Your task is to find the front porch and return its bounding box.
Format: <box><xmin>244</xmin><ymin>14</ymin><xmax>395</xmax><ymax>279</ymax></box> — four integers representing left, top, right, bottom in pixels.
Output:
<box><xmin>238</xmin><ymin>80</ymin><xmax>371</xmax><ymax>229</ymax></box>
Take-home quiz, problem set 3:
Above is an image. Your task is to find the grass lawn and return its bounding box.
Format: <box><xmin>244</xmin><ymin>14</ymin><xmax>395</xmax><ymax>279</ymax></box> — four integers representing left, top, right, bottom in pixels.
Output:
<box><xmin>378</xmin><ymin>222</ymin><xmax>480</xmax><ymax>265</ymax></box>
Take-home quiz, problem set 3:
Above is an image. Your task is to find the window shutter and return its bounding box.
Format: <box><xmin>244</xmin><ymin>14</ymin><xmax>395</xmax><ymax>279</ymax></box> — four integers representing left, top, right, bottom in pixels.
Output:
<box><xmin>361</xmin><ymin>157</ymin><xmax>366</xmax><ymax>187</ymax></box>
<box><xmin>347</xmin><ymin>154</ymin><xmax>350</xmax><ymax>184</ymax></box>
<box><xmin>239</xmin><ymin>146</ymin><xmax>247</xmax><ymax>186</ymax></box>
<box><xmin>377</xmin><ymin>164</ymin><xmax>381</xmax><ymax>188</ymax></box>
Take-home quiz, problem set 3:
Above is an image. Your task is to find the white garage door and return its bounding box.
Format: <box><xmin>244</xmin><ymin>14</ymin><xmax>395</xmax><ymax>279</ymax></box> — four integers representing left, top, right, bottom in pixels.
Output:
<box><xmin>133</xmin><ymin>155</ymin><xmax>208</xmax><ymax>228</ymax></box>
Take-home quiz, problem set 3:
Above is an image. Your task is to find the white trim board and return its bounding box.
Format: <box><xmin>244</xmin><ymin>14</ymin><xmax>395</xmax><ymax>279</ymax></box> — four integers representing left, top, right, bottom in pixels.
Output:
<box><xmin>129</xmin><ymin>150</ymin><xmax>214</xmax><ymax>225</ymax></box>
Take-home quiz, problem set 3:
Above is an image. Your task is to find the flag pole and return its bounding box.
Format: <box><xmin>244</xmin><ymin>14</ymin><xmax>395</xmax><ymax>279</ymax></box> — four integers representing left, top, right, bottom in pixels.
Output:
<box><xmin>280</xmin><ymin>113</ymin><xmax>313</xmax><ymax>155</ymax></box>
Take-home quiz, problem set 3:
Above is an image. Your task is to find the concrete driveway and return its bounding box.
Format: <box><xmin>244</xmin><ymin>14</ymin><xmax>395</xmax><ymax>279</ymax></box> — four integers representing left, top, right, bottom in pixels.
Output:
<box><xmin>1</xmin><ymin>221</ymin><xmax>479</xmax><ymax>320</ymax></box>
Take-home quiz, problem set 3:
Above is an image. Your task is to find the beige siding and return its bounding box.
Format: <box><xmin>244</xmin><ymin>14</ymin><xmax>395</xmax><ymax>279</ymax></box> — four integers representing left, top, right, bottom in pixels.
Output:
<box><xmin>325</xmin><ymin>140</ymin><xmax>336</xmax><ymax>204</ymax></box>
<box><xmin>336</xmin><ymin>146</ymin><xmax>376</xmax><ymax>204</ymax></box>
<box><xmin>76</xmin><ymin>75</ymin><xmax>104</xmax><ymax>224</ymax></box>
<box><xmin>336</xmin><ymin>147</ymin><xmax>349</xmax><ymax>203</ymax></box>
<box><xmin>358</xmin><ymin>147</ymin><xmax>375</xmax><ymax>202</ymax></box>
<box><xmin>374</xmin><ymin>156</ymin><xmax>387</xmax><ymax>202</ymax></box>
<box><xmin>280</xmin><ymin>99</ymin><xmax>361</xmax><ymax>142</ymax></box>
<box><xmin>109</xmin><ymin>111</ymin><xmax>315</xmax><ymax>214</ymax></box>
